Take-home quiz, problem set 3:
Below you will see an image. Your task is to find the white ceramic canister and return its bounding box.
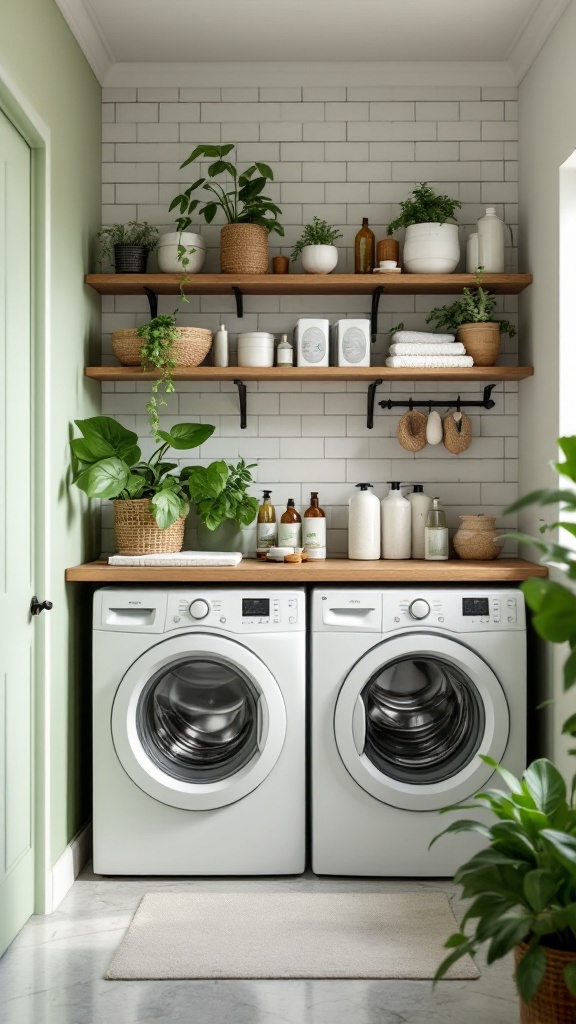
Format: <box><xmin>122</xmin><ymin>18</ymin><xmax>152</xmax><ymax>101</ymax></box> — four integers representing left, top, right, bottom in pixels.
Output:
<box><xmin>477</xmin><ymin>207</ymin><xmax>505</xmax><ymax>273</ymax></box>
<box><xmin>294</xmin><ymin>319</ymin><xmax>330</xmax><ymax>367</ymax></box>
<box><xmin>381</xmin><ymin>482</ymin><xmax>411</xmax><ymax>559</ymax></box>
<box><xmin>157</xmin><ymin>232</ymin><xmax>206</xmax><ymax>274</ymax></box>
<box><xmin>237</xmin><ymin>332</ymin><xmax>275</xmax><ymax>368</ymax></box>
<box><xmin>301</xmin><ymin>244</ymin><xmax>339</xmax><ymax>274</ymax></box>
<box><xmin>348</xmin><ymin>483</ymin><xmax>381</xmax><ymax>560</ymax></box>
<box><xmin>403</xmin><ymin>222</ymin><xmax>460</xmax><ymax>274</ymax></box>
<box><xmin>466</xmin><ymin>232</ymin><xmax>479</xmax><ymax>274</ymax></box>
<box><xmin>407</xmin><ymin>485</ymin><xmax>433</xmax><ymax>559</ymax></box>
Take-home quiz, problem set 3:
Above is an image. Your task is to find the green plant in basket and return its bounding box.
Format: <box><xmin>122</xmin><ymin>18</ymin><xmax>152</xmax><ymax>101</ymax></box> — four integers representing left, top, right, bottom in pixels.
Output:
<box><xmin>70</xmin><ymin>416</ymin><xmax>214</xmax><ymax>528</ymax></box>
<box><xmin>96</xmin><ymin>221</ymin><xmax>159</xmax><ymax>265</ymax></box>
<box><xmin>425</xmin><ymin>270</ymin><xmax>516</xmax><ymax>337</ymax></box>
<box><xmin>183</xmin><ymin>458</ymin><xmax>258</xmax><ymax>531</ymax></box>
<box><xmin>291</xmin><ymin>217</ymin><xmax>343</xmax><ymax>262</ymax></box>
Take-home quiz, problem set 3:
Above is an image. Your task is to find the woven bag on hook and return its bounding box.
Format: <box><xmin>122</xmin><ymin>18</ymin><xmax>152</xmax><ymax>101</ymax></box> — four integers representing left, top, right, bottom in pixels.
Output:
<box><xmin>443</xmin><ymin>411</ymin><xmax>472</xmax><ymax>454</ymax></box>
<box><xmin>397</xmin><ymin>410</ymin><xmax>428</xmax><ymax>452</ymax></box>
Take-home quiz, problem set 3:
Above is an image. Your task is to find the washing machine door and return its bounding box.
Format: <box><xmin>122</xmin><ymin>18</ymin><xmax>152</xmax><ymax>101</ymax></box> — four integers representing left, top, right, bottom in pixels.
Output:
<box><xmin>334</xmin><ymin>632</ymin><xmax>509</xmax><ymax>811</ymax></box>
<box><xmin>111</xmin><ymin>632</ymin><xmax>286</xmax><ymax>810</ymax></box>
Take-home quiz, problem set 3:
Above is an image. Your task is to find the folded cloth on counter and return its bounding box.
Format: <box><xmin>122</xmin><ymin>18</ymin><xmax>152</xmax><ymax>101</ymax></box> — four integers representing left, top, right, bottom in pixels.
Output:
<box><xmin>386</xmin><ymin>355</ymin><xmax>474</xmax><ymax>368</ymax></box>
<box><xmin>390</xmin><ymin>342</ymin><xmax>466</xmax><ymax>356</ymax></box>
<box><xmin>108</xmin><ymin>551</ymin><xmax>242</xmax><ymax>566</ymax></box>
<box><xmin>391</xmin><ymin>331</ymin><xmax>455</xmax><ymax>345</ymax></box>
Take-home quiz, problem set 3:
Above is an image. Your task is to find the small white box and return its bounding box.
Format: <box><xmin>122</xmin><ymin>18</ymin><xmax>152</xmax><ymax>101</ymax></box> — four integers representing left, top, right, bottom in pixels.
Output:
<box><xmin>294</xmin><ymin>319</ymin><xmax>330</xmax><ymax>367</ymax></box>
<box><xmin>330</xmin><ymin>319</ymin><xmax>371</xmax><ymax>367</ymax></box>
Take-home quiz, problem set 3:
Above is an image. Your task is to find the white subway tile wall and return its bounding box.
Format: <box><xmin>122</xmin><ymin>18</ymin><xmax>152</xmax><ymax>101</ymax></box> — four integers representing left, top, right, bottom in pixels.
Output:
<box><xmin>99</xmin><ymin>84</ymin><xmax>518</xmax><ymax>555</ymax></box>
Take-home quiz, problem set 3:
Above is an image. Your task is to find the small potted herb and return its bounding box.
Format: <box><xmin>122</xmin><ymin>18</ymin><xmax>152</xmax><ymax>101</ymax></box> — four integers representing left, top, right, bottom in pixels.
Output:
<box><xmin>96</xmin><ymin>221</ymin><xmax>159</xmax><ymax>273</ymax></box>
<box><xmin>169</xmin><ymin>143</ymin><xmax>283</xmax><ymax>275</ymax></box>
<box><xmin>426</xmin><ymin>272</ymin><xmax>516</xmax><ymax>365</ymax></box>
<box><xmin>387</xmin><ymin>182</ymin><xmax>462</xmax><ymax>274</ymax></box>
<box><xmin>184</xmin><ymin>458</ymin><xmax>259</xmax><ymax>551</ymax></box>
<box><xmin>70</xmin><ymin>416</ymin><xmax>214</xmax><ymax>555</ymax></box>
<box><xmin>291</xmin><ymin>217</ymin><xmax>343</xmax><ymax>274</ymax></box>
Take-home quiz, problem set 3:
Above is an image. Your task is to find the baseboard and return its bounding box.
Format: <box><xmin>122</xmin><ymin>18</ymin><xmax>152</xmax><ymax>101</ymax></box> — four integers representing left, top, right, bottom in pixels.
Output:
<box><xmin>50</xmin><ymin>822</ymin><xmax>92</xmax><ymax>912</ymax></box>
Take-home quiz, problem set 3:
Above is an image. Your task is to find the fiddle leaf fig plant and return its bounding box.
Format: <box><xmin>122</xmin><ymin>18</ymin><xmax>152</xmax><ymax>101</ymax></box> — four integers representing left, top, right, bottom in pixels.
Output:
<box><xmin>183</xmin><ymin>458</ymin><xmax>258</xmax><ymax>531</ymax></box>
<box><xmin>387</xmin><ymin>182</ymin><xmax>461</xmax><ymax>234</ymax></box>
<box><xmin>70</xmin><ymin>416</ymin><xmax>215</xmax><ymax>528</ymax></box>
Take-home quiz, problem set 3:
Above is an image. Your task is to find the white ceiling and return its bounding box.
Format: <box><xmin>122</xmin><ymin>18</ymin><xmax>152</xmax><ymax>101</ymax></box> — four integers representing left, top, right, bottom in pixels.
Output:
<box><xmin>54</xmin><ymin>0</ymin><xmax>571</xmax><ymax>84</ymax></box>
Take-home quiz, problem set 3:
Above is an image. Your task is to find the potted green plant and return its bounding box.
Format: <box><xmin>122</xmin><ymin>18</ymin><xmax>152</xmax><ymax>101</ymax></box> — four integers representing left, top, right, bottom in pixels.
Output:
<box><xmin>169</xmin><ymin>143</ymin><xmax>283</xmax><ymax>275</ymax></box>
<box><xmin>434</xmin><ymin>436</ymin><xmax>576</xmax><ymax>1022</ymax></box>
<box><xmin>184</xmin><ymin>458</ymin><xmax>259</xmax><ymax>551</ymax></box>
<box><xmin>387</xmin><ymin>182</ymin><xmax>462</xmax><ymax>274</ymax></box>
<box><xmin>291</xmin><ymin>217</ymin><xmax>343</xmax><ymax>274</ymax></box>
<box><xmin>96</xmin><ymin>221</ymin><xmax>159</xmax><ymax>273</ymax></box>
<box><xmin>70</xmin><ymin>416</ymin><xmax>214</xmax><ymax>555</ymax></box>
<box><xmin>425</xmin><ymin>271</ymin><xmax>516</xmax><ymax>365</ymax></box>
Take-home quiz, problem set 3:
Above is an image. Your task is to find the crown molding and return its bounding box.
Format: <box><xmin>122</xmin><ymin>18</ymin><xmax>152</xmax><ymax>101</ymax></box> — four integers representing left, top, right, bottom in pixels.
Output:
<box><xmin>507</xmin><ymin>0</ymin><xmax>571</xmax><ymax>83</ymax></box>
<box><xmin>53</xmin><ymin>0</ymin><xmax>113</xmax><ymax>83</ymax></box>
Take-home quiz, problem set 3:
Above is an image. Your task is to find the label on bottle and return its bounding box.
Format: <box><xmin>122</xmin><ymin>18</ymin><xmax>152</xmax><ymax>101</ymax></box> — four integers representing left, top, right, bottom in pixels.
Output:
<box><xmin>425</xmin><ymin>527</ymin><xmax>449</xmax><ymax>560</ymax></box>
<box><xmin>303</xmin><ymin>518</ymin><xmax>326</xmax><ymax>551</ymax></box>
<box><xmin>257</xmin><ymin>522</ymin><xmax>277</xmax><ymax>549</ymax></box>
<box><xmin>278</xmin><ymin>522</ymin><xmax>301</xmax><ymax>547</ymax></box>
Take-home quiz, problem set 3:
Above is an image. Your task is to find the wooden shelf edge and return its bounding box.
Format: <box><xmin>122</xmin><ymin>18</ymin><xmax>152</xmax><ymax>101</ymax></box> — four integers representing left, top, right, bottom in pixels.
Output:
<box><xmin>65</xmin><ymin>557</ymin><xmax>548</xmax><ymax>583</ymax></box>
<box><xmin>85</xmin><ymin>365</ymin><xmax>534</xmax><ymax>382</ymax></box>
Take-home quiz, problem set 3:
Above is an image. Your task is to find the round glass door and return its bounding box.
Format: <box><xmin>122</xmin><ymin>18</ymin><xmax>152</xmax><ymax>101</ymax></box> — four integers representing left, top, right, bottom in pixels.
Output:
<box><xmin>334</xmin><ymin>633</ymin><xmax>509</xmax><ymax>811</ymax></box>
<box><xmin>112</xmin><ymin>633</ymin><xmax>286</xmax><ymax>810</ymax></box>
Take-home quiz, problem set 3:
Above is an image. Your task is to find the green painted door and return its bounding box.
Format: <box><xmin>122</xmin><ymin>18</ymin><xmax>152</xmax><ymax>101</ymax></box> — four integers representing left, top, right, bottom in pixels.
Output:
<box><xmin>0</xmin><ymin>108</ymin><xmax>34</xmax><ymax>955</ymax></box>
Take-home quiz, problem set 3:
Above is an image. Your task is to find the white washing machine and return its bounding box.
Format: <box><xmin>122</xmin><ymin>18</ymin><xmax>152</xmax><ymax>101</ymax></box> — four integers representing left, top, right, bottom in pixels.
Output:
<box><xmin>311</xmin><ymin>587</ymin><xmax>526</xmax><ymax>876</ymax></box>
<box><xmin>92</xmin><ymin>587</ymin><xmax>305</xmax><ymax>875</ymax></box>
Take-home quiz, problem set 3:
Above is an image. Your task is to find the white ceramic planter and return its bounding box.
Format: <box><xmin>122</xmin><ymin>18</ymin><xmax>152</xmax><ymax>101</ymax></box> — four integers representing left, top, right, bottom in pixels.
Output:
<box><xmin>301</xmin><ymin>244</ymin><xmax>339</xmax><ymax>274</ymax></box>
<box><xmin>157</xmin><ymin>232</ymin><xmax>206</xmax><ymax>274</ymax></box>
<box><xmin>403</xmin><ymin>222</ymin><xmax>460</xmax><ymax>274</ymax></box>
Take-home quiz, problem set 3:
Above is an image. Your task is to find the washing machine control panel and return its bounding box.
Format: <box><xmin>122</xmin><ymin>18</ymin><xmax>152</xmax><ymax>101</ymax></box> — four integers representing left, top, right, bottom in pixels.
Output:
<box><xmin>164</xmin><ymin>590</ymin><xmax>304</xmax><ymax>633</ymax></box>
<box><xmin>386</xmin><ymin>591</ymin><xmax>524</xmax><ymax>632</ymax></box>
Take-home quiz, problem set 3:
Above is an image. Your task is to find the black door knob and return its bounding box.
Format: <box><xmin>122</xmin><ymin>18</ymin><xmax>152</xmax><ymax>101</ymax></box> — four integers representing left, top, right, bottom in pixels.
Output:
<box><xmin>30</xmin><ymin>597</ymin><xmax>53</xmax><ymax>616</ymax></box>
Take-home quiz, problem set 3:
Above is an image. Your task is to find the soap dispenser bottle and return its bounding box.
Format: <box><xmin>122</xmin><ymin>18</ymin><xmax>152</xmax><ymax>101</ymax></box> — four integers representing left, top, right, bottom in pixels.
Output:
<box><xmin>425</xmin><ymin>497</ymin><xmax>449</xmax><ymax>560</ymax></box>
<box><xmin>407</xmin><ymin>485</ymin><xmax>433</xmax><ymax>559</ymax></box>
<box><xmin>213</xmin><ymin>323</ymin><xmax>229</xmax><ymax>367</ymax></box>
<box><xmin>348</xmin><ymin>484</ymin><xmax>380</xmax><ymax>560</ymax></box>
<box><xmin>276</xmin><ymin>334</ymin><xmax>294</xmax><ymax>366</ymax></box>
<box><xmin>278</xmin><ymin>499</ymin><xmax>302</xmax><ymax>548</ymax></box>
<box><xmin>303</xmin><ymin>491</ymin><xmax>326</xmax><ymax>560</ymax></box>
<box><xmin>256</xmin><ymin>490</ymin><xmax>277</xmax><ymax>556</ymax></box>
<box><xmin>381</xmin><ymin>482</ymin><xmax>411</xmax><ymax>559</ymax></box>
<box><xmin>477</xmin><ymin>207</ymin><xmax>505</xmax><ymax>273</ymax></box>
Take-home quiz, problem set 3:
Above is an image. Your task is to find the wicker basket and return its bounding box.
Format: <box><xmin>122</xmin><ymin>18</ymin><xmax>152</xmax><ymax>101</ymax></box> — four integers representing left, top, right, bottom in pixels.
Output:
<box><xmin>457</xmin><ymin>322</ymin><xmax>501</xmax><ymax>366</ymax></box>
<box><xmin>113</xmin><ymin>499</ymin><xmax>186</xmax><ymax>555</ymax></box>
<box><xmin>515</xmin><ymin>943</ymin><xmax>576</xmax><ymax>1024</ymax></box>
<box><xmin>113</xmin><ymin>245</ymin><xmax>149</xmax><ymax>273</ymax></box>
<box><xmin>453</xmin><ymin>515</ymin><xmax>503</xmax><ymax>560</ymax></box>
<box><xmin>443</xmin><ymin>411</ymin><xmax>473</xmax><ymax>454</ymax></box>
<box><xmin>397</xmin><ymin>410</ymin><xmax>428</xmax><ymax>452</ymax></box>
<box><xmin>220</xmin><ymin>223</ymin><xmax>269</xmax><ymax>274</ymax></box>
<box><xmin>112</xmin><ymin>327</ymin><xmax>212</xmax><ymax>367</ymax></box>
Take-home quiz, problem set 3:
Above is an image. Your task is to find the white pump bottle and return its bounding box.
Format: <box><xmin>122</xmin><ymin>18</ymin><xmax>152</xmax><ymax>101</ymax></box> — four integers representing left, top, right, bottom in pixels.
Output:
<box><xmin>381</xmin><ymin>482</ymin><xmax>411</xmax><ymax>560</ymax></box>
<box><xmin>348</xmin><ymin>484</ymin><xmax>380</xmax><ymax>560</ymax></box>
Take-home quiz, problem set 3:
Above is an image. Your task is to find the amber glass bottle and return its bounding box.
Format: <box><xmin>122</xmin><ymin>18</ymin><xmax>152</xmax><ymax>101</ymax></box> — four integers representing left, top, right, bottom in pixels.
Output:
<box><xmin>303</xmin><ymin>492</ymin><xmax>326</xmax><ymax>560</ymax></box>
<box><xmin>355</xmin><ymin>218</ymin><xmax>375</xmax><ymax>274</ymax></box>
<box><xmin>256</xmin><ymin>490</ymin><xmax>277</xmax><ymax>557</ymax></box>
<box><xmin>278</xmin><ymin>498</ymin><xmax>302</xmax><ymax>548</ymax></box>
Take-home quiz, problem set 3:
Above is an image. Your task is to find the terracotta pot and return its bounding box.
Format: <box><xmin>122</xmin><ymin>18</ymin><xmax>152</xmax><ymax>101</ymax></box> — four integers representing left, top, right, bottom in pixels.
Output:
<box><xmin>515</xmin><ymin>943</ymin><xmax>576</xmax><ymax>1024</ymax></box>
<box><xmin>457</xmin><ymin>322</ymin><xmax>501</xmax><ymax>366</ymax></box>
<box><xmin>113</xmin><ymin>499</ymin><xmax>186</xmax><ymax>555</ymax></box>
<box><xmin>453</xmin><ymin>515</ymin><xmax>503</xmax><ymax>560</ymax></box>
<box><xmin>220</xmin><ymin>223</ymin><xmax>269</xmax><ymax>274</ymax></box>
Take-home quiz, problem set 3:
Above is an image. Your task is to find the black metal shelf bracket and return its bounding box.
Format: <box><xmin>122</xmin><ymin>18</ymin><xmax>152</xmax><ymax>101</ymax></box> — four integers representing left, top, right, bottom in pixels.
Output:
<box><xmin>367</xmin><ymin>378</ymin><xmax>384</xmax><ymax>429</ymax></box>
<box><xmin>231</xmin><ymin>286</ymin><xmax>243</xmax><ymax>319</ymax></box>
<box><xmin>370</xmin><ymin>286</ymin><xmax>385</xmax><ymax>342</ymax></box>
<box><xmin>234</xmin><ymin>378</ymin><xmax>247</xmax><ymax>429</ymax></box>
<box><xmin>378</xmin><ymin>383</ymin><xmax>498</xmax><ymax>413</ymax></box>
<box><xmin>143</xmin><ymin>287</ymin><xmax>158</xmax><ymax>320</ymax></box>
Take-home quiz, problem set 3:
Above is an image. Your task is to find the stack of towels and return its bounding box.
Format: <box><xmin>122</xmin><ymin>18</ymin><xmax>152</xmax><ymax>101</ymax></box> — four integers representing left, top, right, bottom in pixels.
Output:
<box><xmin>386</xmin><ymin>331</ymin><xmax>473</xmax><ymax>368</ymax></box>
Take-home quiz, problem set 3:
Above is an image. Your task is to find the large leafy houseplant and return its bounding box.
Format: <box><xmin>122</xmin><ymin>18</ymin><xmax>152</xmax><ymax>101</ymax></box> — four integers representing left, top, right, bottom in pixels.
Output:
<box><xmin>425</xmin><ymin>272</ymin><xmax>516</xmax><ymax>337</ymax></box>
<box><xmin>434</xmin><ymin>436</ymin><xmax>576</xmax><ymax>1009</ymax></box>
<box><xmin>184</xmin><ymin>459</ymin><xmax>258</xmax><ymax>531</ymax></box>
<box><xmin>70</xmin><ymin>416</ymin><xmax>214</xmax><ymax>528</ymax></box>
<box><xmin>387</xmin><ymin>182</ymin><xmax>462</xmax><ymax>233</ymax></box>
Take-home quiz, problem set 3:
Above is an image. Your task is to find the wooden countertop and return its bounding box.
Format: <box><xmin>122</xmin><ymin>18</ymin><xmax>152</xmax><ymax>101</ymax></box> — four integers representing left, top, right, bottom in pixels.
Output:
<box><xmin>65</xmin><ymin>557</ymin><xmax>547</xmax><ymax>584</ymax></box>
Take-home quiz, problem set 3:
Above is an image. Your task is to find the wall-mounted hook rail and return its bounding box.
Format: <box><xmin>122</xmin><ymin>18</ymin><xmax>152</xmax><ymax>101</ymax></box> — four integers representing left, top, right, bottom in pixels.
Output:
<box><xmin>378</xmin><ymin>383</ymin><xmax>497</xmax><ymax>413</ymax></box>
<box><xmin>366</xmin><ymin>378</ymin><xmax>384</xmax><ymax>429</ymax></box>
<box><xmin>370</xmin><ymin>286</ymin><xmax>385</xmax><ymax>342</ymax></box>
<box><xmin>234</xmin><ymin>378</ymin><xmax>247</xmax><ymax>429</ymax></box>
<box><xmin>143</xmin><ymin>287</ymin><xmax>158</xmax><ymax>320</ymax></box>
<box><xmin>231</xmin><ymin>286</ymin><xmax>244</xmax><ymax>319</ymax></box>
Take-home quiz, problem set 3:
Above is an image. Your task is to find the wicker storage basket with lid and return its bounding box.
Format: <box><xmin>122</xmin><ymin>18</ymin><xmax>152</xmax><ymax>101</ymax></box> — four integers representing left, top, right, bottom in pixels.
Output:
<box><xmin>220</xmin><ymin>223</ymin><xmax>269</xmax><ymax>274</ymax></box>
<box><xmin>112</xmin><ymin>327</ymin><xmax>212</xmax><ymax>367</ymax></box>
<box><xmin>113</xmin><ymin>499</ymin><xmax>186</xmax><ymax>555</ymax></box>
<box><xmin>515</xmin><ymin>943</ymin><xmax>576</xmax><ymax>1024</ymax></box>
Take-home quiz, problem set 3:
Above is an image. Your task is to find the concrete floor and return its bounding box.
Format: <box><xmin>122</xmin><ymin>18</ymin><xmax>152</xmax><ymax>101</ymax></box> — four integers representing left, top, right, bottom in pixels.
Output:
<box><xmin>0</xmin><ymin>869</ymin><xmax>519</xmax><ymax>1024</ymax></box>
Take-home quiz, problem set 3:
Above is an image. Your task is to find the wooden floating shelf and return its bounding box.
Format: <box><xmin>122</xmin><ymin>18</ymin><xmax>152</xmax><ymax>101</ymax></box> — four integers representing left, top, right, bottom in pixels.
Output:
<box><xmin>86</xmin><ymin>272</ymin><xmax>532</xmax><ymax>298</ymax></box>
<box><xmin>86</xmin><ymin>365</ymin><xmax>534</xmax><ymax>383</ymax></box>
<box><xmin>66</xmin><ymin>557</ymin><xmax>547</xmax><ymax>584</ymax></box>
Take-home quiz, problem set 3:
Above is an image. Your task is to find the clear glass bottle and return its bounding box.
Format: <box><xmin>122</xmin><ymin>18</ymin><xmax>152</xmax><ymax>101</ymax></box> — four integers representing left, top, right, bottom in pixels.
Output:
<box><xmin>303</xmin><ymin>492</ymin><xmax>326</xmax><ymax>560</ymax></box>
<box><xmin>424</xmin><ymin>497</ymin><xmax>449</xmax><ymax>561</ymax></box>
<box><xmin>256</xmin><ymin>490</ymin><xmax>277</xmax><ymax>557</ymax></box>
<box><xmin>276</xmin><ymin>334</ymin><xmax>294</xmax><ymax>366</ymax></box>
<box><xmin>354</xmin><ymin>218</ymin><xmax>375</xmax><ymax>274</ymax></box>
<box><xmin>278</xmin><ymin>498</ymin><xmax>302</xmax><ymax>548</ymax></box>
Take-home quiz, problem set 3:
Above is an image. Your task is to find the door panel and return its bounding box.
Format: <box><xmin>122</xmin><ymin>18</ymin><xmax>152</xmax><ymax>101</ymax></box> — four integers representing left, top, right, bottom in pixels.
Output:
<box><xmin>0</xmin><ymin>108</ymin><xmax>34</xmax><ymax>955</ymax></box>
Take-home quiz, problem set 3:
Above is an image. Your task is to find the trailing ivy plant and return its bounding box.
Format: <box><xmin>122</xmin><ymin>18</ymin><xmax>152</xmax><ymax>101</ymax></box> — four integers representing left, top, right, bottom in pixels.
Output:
<box><xmin>97</xmin><ymin>221</ymin><xmax>159</xmax><ymax>266</ymax></box>
<box><xmin>70</xmin><ymin>416</ymin><xmax>214</xmax><ymax>528</ymax></box>
<box><xmin>137</xmin><ymin>313</ymin><xmax>180</xmax><ymax>437</ymax></box>
<box><xmin>387</xmin><ymin>182</ymin><xmax>462</xmax><ymax>234</ymax></box>
<box><xmin>183</xmin><ymin>458</ymin><xmax>259</xmax><ymax>531</ymax></box>
<box><xmin>291</xmin><ymin>217</ymin><xmax>343</xmax><ymax>262</ymax></box>
<box><xmin>425</xmin><ymin>271</ymin><xmax>516</xmax><ymax>337</ymax></box>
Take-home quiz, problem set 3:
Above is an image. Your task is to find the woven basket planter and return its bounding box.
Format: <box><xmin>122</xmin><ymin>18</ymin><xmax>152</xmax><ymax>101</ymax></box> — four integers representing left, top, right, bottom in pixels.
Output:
<box><xmin>515</xmin><ymin>943</ymin><xmax>576</xmax><ymax>1024</ymax></box>
<box><xmin>112</xmin><ymin>327</ymin><xmax>212</xmax><ymax>367</ymax></box>
<box><xmin>113</xmin><ymin>244</ymin><xmax>149</xmax><ymax>273</ymax></box>
<box><xmin>113</xmin><ymin>499</ymin><xmax>187</xmax><ymax>555</ymax></box>
<box><xmin>220</xmin><ymin>223</ymin><xmax>269</xmax><ymax>274</ymax></box>
<box><xmin>457</xmin><ymin>322</ymin><xmax>501</xmax><ymax>366</ymax></box>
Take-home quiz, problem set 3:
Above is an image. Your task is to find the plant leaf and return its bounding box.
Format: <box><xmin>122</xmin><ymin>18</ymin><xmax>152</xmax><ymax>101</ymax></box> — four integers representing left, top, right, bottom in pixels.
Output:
<box><xmin>74</xmin><ymin>457</ymin><xmax>130</xmax><ymax>499</ymax></box>
<box><xmin>156</xmin><ymin>423</ymin><xmax>214</xmax><ymax>450</ymax></box>
<box><xmin>516</xmin><ymin>944</ymin><xmax>547</xmax><ymax>1004</ymax></box>
<box><xmin>486</xmin><ymin>907</ymin><xmax>534</xmax><ymax>963</ymax></box>
<box><xmin>565</xmin><ymin>961</ymin><xmax>576</xmax><ymax>997</ymax></box>
<box><xmin>429</xmin><ymin>819</ymin><xmax>491</xmax><ymax>849</ymax></box>
<box><xmin>541</xmin><ymin>829</ymin><xmax>576</xmax><ymax>877</ymax></box>
<box><xmin>74</xmin><ymin>417</ymin><xmax>140</xmax><ymax>464</ymax></box>
<box><xmin>523</xmin><ymin>870</ymin><xmax>559</xmax><ymax>913</ymax></box>
<box><xmin>524</xmin><ymin>759</ymin><xmax>567</xmax><ymax>816</ymax></box>
<box><xmin>150</xmin><ymin>489</ymin><xmax>185</xmax><ymax>529</ymax></box>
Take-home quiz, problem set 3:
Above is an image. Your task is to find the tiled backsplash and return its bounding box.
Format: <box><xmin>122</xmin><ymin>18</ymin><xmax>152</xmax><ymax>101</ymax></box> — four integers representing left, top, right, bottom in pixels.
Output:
<box><xmin>99</xmin><ymin>83</ymin><xmax>519</xmax><ymax>555</ymax></box>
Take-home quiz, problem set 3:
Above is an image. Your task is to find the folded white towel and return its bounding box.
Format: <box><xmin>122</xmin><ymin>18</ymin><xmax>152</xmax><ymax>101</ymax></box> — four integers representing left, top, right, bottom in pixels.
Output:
<box><xmin>390</xmin><ymin>342</ymin><xmax>466</xmax><ymax>356</ymax></box>
<box><xmin>108</xmin><ymin>550</ymin><xmax>243</xmax><ymax>566</ymax></box>
<box><xmin>391</xmin><ymin>331</ymin><xmax>455</xmax><ymax>345</ymax></box>
<box><xmin>386</xmin><ymin>355</ymin><xmax>474</xmax><ymax>368</ymax></box>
